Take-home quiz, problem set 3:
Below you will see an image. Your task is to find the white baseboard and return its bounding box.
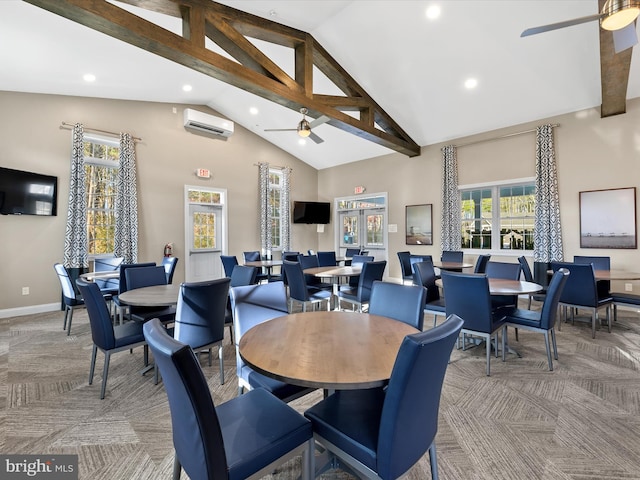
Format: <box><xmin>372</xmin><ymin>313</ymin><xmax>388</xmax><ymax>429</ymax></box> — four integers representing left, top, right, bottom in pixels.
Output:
<box><xmin>0</xmin><ymin>303</ymin><xmax>60</xmax><ymax>319</ymax></box>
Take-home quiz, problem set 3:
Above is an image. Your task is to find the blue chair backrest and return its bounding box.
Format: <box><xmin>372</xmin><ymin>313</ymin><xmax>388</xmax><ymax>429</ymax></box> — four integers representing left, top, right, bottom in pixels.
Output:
<box><xmin>540</xmin><ymin>268</ymin><xmax>570</xmax><ymax>329</ymax></box>
<box><xmin>230</xmin><ymin>282</ymin><xmax>289</xmax><ymax>343</ymax></box>
<box><xmin>282</xmin><ymin>252</ymin><xmax>300</xmax><ymax>262</ymax></box>
<box><xmin>76</xmin><ymin>279</ymin><xmax>116</xmax><ymax>350</ymax></box>
<box><xmin>397</xmin><ymin>251</ymin><xmax>412</xmax><ymax>277</ymax></box>
<box><xmin>573</xmin><ymin>255</ymin><xmax>610</xmax><ymax>270</ymax></box>
<box><xmin>94</xmin><ymin>256</ymin><xmax>123</xmax><ymax>289</ymax></box>
<box><xmin>517</xmin><ymin>256</ymin><xmax>534</xmax><ymax>282</ymax></box>
<box><xmin>298</xmin><ymin>254</ymin><xmax>319</xmax><ymax>270</ymax></box>
<box><xmin>377</xmin><ymin>315</ymin><xmax>463</xmax><ymax>479</ymax></box>
<box><xmin>54</xmin><ymin>263</ymin><xmax>77</xmax><ymax>303</ymax></box>
<box><xmin>125</xmin><ymin>265</ymin><xmax>167</xmax><ymax>290</ymax></box>
<box><xmin>412</xmin><ymin>260</ymin><xmax>440</xmax><ymax>302</ymax></box>
<box><xmin>351</xmin><ymin>255</ymin><xmax>374</xmax><ymax>265</ymax></box>
<box><xmin>356</xmin><ymin>261</ymin><xmax>387</xmax><ymax>303</ymax></box>
<box><xmin>243</xmin><ymin>251</ymin><xmax>261</xmax><ymax>262</ymax></box>
<box><xmin>345</xmin><ymin>248</ymin><xmax>361</xmax><ymax>257</ymax></box>
<box><xmin>220</xmin><ymin>255</ymin><xmax>238</xmax><ymax>277</ymax></box>
<box><xmin>283</xmin><ymin>261</ymin><xmax>310</xmax><ymax>301</ymax></box>
<box><xmin>230</xmin><ymin>265</ymin><xmax>258</xmax><ymax>287</ymax></box>
<box><xmin>369</xmin><ymin>281</ymin><xmax>426</xmax><ymax>330</ymax></box>
<box><xmin>174</xmin><ymin>278</ymin><xmax>230</xmax><ymax>349</ymax></box>
<box><xmin>119</xmin><ymin>262</ymin><xmax>156</xmax><ymax>294</ymax></box>
<box><xmin>551</xmin><ymin>262</ymin><xmax>598</xmax><ymax>307</ymax></box>
<box><xmin>143</xmin><ymin>319</ymin><xmax>228</xmax><ymax>480</ymax></box>
<box><xmin>409</xmin><ymin>254</ymin><xmax>433</xmax><ymax>270</ymax></box>
<box><xmin>441</xmin><ymin>250</ymin><xmax>463</xmax><ymax>262</ymax></box>
<box><xmin>317</xmin><ymin>251</ymin><xmax>337</xmax><ymax>267</ymax></box>
<box><xmin>162</xmin><ymin>257</ymin><xmax>179</xmax><ymax>284</ymax></box>
<box><xmin>474</xmin><ymin>255</ymin><xmax>492</xmax><ymax>274</ymax></box>
<box><xmin>485</xmin><ymin>261</ymin><xmax>521</xmax><ymax>280</ymax></box>
<box><xmin>441</xmin><ymin>271</ymin><xmax>493</xmax><ymax>333</ymax></box>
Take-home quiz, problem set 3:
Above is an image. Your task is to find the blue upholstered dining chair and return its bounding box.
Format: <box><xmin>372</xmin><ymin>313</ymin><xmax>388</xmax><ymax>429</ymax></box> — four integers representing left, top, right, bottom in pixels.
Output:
<box><xmin>368</xmin><ymin>281</ymin><xmax>426</xmax><ymax>330</ymax></box>
<box><xmin>243</xmin><ymin>250</ymin><xmax>268</xmax><ymax>283</ymax></box>
<box><xmin>283</xmin><ymin>260</ymin><xmax>332</xmax><ymax>312</ymax></box>
<box><xmin>441</xmin><ymin>271</ymin><xmax>507</xmax><ymax>376</ymax></box>
<box><xmin>297</xmin><ymin>254</ymin><xmax>332</xmax><ymax>290</ymax></box>
<box><xmin>112</xmin><ymin>262</ymin><xmax>156</xmax><ymax>323</ymax></box>
<box><xmin>220</xmin><ymin>255</ymin><xmax>238</xmax><ymax>278</ymax></box>
<box><xmin>124</xmin><ymin>265</ymin><xmax>176</xmax><ymax>324</ymax></box>
<box><xmin>76</xmin><ymin>279</ymin><xmax>148</xmax><ymax>399</ymax></box>
<box><xmin>224</xmin><ymin>265</ymin><xmax>258</xmax><ymax>342</ymax></box>
<box><xmin>338</xmin><ymin>260</ymin><xmax>386</xmax><ymax>312</ymax></box>
<box><xmin>518</xmin><ymin>255</ymin><xmax>546</xmax><ymax>309</ymax></box>
<box><xmin>485</xmin><ymin>260</ymin><xmax>522</xmax><ymax>311</ymax></box>
<box><xmin>317</xmin><ymin>250</ymin><xmax>337</xmax><ymax>267</ymax></box>
<box><xmin>474</xmin><ymin>254</ymin><xmax>491</xmax><ymax>274</ymax></box>
<box><xmin>574</xmin><ymin>255</ymin><xmax>611</xmax><ymax>299</ymax></box>
<box><xmin>304</xmin><ymin>314</ymin><xmax>463</xmax><ymax>480</ymax></box>
<box><xmin>503</xmin><ymin>268</ymin><xmax>570</xmax><ymax>371</ymax></box>
<box><xmin>173</xmin><ymin>277</ymin><xmax>230</xmax><ymax>384</ymax></box>
<box><xmin>93</xmin><ymin>256</ymin><xmax>123</xmax><ymax>296</ymax></box>
<box><xmin>143</xmin><ymin>318</ymin><xmax>315</xmax><ymax>480</ymax></box>
<box><xmin>413</xmin><ymin>260</ymin><xmax>446</xmax><ymax>328</ymax></box>
<box><xmin>346</xmin><ymin>254</ymin><xmax>375</xmax><ymax>289</ymax></box>
<box><xmin>54</xmin><ymin>263</ymin><xmax>85</xmax><ymax>336</ymax></box>
<box><xmin>229</xmin><ymin>282</ymin><xmax>314</xmax><ymax>402</ymax></box>
<box><xmin>343</xmin><ymin>247</ymin><xmax>362</xmax><ymax>265</ymax></box>
<box><xmin>551</xmin><ymin>261</ymin><xmax>613</xmax><ymax>338</ymax></box>
<box><xmin>397</xmin><ymin>251</ymin><xmax>413</xmax><ymax>284</ymax></box>
<box><xmin>161</xmin><ymin>256</ymin><xmax>179</xmax><ymax>284</ymax></box>
<box><xmin>441</xmin><ymin>250</ymin><xmax>463</xmax><ymax>263</ymax></box>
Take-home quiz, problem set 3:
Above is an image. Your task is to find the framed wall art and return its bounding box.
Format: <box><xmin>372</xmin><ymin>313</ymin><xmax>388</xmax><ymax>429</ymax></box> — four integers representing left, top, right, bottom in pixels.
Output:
<box><xmin>405</xmin><ymin>204</ymin><xmax>433</xmax><ymax>245</ymax></box>
<box><xmin>579</xmin><ymin>187</ymin><xmax>637</xmax><ymax>249</ymax></box>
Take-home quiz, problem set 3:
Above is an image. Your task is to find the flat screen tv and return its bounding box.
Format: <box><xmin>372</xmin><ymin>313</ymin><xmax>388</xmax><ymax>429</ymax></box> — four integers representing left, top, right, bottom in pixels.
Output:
<box><xmin>293</xmin><ymin>201</ymin><xmax>330</xmax><ymax>224</ymax></box>
<box><xmin>0</xmin><ymin>167</ymin><xmax>58</xmax><ymax>216</ymax></box>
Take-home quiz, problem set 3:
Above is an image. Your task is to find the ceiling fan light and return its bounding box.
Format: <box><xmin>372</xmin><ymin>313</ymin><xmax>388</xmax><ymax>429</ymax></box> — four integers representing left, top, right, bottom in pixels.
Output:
<box><xmin>601</xmin><ymin>0</ymin><xmax>640</xmax><ymax>30</ymax></box>
<box><xmin>297</xmin><ymin>119</ymin><xmax>311</xmax><ymax>137</ymax></box>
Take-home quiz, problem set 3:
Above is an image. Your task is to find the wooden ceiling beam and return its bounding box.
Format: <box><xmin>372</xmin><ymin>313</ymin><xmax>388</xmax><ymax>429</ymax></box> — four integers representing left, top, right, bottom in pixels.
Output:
<box><xmin>24</xmin><ymin>0</ymin><xmax>420</xmax><ymax>157</ymax></box>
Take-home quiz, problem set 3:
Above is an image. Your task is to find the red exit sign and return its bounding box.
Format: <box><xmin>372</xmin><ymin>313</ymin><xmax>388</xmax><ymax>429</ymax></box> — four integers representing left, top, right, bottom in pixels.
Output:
<box><xmin>196</xmin><ymin>168</ymin><xmax>211</xmax><ymax>179</ymax></box>
<box><xmin>354</xmin><ymin>185</ymin><xmax>366</xmax><ymax>194</ymax></box>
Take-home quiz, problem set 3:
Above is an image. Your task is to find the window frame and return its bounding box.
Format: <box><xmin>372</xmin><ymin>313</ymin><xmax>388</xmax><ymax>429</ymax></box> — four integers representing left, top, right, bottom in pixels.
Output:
<box><xmin>459</xmin><ymin>177</ymin><xmax>535</xmax><ymax>256</ymax></box>
<box><xmin>268</xmin><ymin>168</ymin><xmax>284</xmax><ymax>251</ymax></box>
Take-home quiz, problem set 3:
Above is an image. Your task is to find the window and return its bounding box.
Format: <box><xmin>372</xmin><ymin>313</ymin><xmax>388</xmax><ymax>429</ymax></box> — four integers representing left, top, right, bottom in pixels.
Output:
<box><xmin>461</xmin><ymin>181</ymin><xmax>535</xmax><ymax>251</ymax></box>
<box><xmin>268</xmin><ymin>170</ymin><xmax>283</xmax><ymax>249</ymax></box>
<box><xmin>84</xmin><ymin>137</ymin><xmax>119</xmax><ymax>256</ymax></box>
<box><xmin>188</xmin><ymin>188</ymin><xmax>222</xmax><ymax>251</ymax></box>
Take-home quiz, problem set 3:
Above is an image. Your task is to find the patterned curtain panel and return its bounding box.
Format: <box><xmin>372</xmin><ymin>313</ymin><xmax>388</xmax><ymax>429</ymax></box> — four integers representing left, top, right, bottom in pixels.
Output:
<box><xmin>281</xmin><ymin>166</ymin><xmax>292</xmax><ymax>252</ymax></box>
<box><xmin>534</xmin><ymin>124</ymin><xmax>563</xmax><ymax>263</ymax></box>
<box><xmin>441</xmin><ymin>145</ymin><xmax>461</xmax><ymax>252</ymax></box>
<box><xmin>258</xmin><ymin>162</ymin><xmax>271</xmax><ymax>257</ymax></box>
<box><xmin>63</xmin><ymin>124</ymin><xmax>88</xmax><ymax>269</ymax></box>
<box><xmin>114</xmin><ymin>133</ymin><xmax>138</xmax><ymax>264</ymax></box>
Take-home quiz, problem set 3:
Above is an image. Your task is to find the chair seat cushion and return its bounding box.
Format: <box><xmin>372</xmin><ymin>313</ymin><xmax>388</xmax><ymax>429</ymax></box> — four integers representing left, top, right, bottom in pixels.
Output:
<box><xmin>242</xmin><ymin>366</ymin><xmax>311</xmax><ymax>400</ymax></box>
<box><xmin>611</xmin><ymin>293</ymin><xmax>640</xmax><ymax>306</ymax></box>
<box><xmin>113</xmin><ymin>321</ymin><xmax>145</xmax><ymax>348</ymax></box>
<box><xmin>424</xmin><ymin>299</ymin><xmax>446</xmax><ymax>313</ymax></box>
<box><xmin>337</xmin><ymin>288</ymin><xmax>357</xmax><ymax>301</ymax></box>
<box><xmin>130</xmin><ymin>306</ymin><xmax>176</xmax><ymax>323</ymax></box>
<box><xmin>308</xmin><ymin>288</ymin><xmax>332</xmax><ymax>302</ymax></box>
<box><xmin>503</xmin><ymin>308</ymin><xmax>542</xmax><ymax>328</ymax></box>
<box><xmin>304</xmin><ymin>388</ymin><xmax>386</xmax><ymax>472</ymax></box>
<box><xmin>217</xmin><ymin>388</ymin><xmax>312</xmax><ymax>480</ymax></box>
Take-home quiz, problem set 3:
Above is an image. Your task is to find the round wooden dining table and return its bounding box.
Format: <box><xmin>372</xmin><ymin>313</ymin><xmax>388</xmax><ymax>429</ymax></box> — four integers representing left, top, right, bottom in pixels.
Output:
<box><xmin>117</xmin><ymin>284</ymin><xmax>180</xmax><ymax>307</ymax></box>
<box><xmin>239</xmin><ymin>310</ymin><xmax>418</xmax><ymax>390</ymax></box>
<box><xmin>433</xmin><ymin>261</ymin><xmax>474</xmax><ymax>270</ymax></box>
<box><xmin>436</xmin><ymin>277</ymin><xmax>543</xmax><ymax>295</ymax></box>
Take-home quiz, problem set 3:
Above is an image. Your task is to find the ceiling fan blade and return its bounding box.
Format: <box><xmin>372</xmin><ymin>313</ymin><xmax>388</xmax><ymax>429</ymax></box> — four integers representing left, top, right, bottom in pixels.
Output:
<box><xmin>521</xmin><ymin>13</ymin><xmax>603</xmax><ymax>37</ymax></box>
<box><xmin>613</xmin><ymin>22</ymin><xmax>638</xmax><ymax>53</ymax></box>
<box><xmin>309</xmin><ymin>132</ymin><xmax>324</xmax><ymax>144</ymax></box>
<box><xmin>264</xmin><ymin>128</ymin><xmax>296</xmax><ymax>132</ymax></box>
<box><xmin>309</xmin><ymin>115</ymin><xmax>330</xmax><ymax>129</ymax></box>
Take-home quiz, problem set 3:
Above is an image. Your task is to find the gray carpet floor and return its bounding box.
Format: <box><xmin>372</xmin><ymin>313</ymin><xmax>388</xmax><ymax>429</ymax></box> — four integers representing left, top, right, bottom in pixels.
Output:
<box><xmin>2</xmin><ymin>303</ymin><xmax>640</xmax><ymax>479</ymax></box>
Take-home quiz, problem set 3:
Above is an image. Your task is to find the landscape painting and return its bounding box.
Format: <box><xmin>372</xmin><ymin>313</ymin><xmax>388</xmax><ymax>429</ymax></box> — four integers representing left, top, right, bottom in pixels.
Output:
<box><xmin>580</xmin><ymin>187</ymin><xmax>636</xmax><ymax>249</ymax></box>
<box><xmin>406</xmin><ymin>204</ymin><xmax>433</xmax><ymax>245</ymax></box>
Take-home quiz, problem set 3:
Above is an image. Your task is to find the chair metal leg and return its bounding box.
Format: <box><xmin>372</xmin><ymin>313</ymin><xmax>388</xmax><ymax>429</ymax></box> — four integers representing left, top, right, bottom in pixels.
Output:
<box><xmin>592</xmin><ymin>310</ymin><xmax>597</xmax><ymax>339</ymax></box>
<box><xmin>208</xmin><ymin>348</ymin><xmax>213</xmax><ymax>367</ymax></box>
<box><xmin>172</xmin><ymin>455</ymin><xmax>181</xmax><ymax>480</ymax></box>
<box><xmin>301</xmin><ymin>438</ymin><xmax>314</xmax><ymax>480</ymax></box>
<box><xmin>544</xmin><ymin>331</ymin><xmax>553</xmax><ymax>371</ymax></box>
<box><xmin>63</xmin><ymin>306</ymin><xmax>70</xmax><ymax>330</ymax></box>
<box><xmin>606</xmin><ymin>306</ymin><xmax>612</xmax><ymax>333</ymax></box>
<box><xmin>89</xmin><ymin>344</ymin><xmax>98</xmax><ymax>384</ymax></box>
<box><xmin>66</xmin><ymin>307</ymin><xmax>74</xmax><ymax>336</ymax></box>
<box><xmin>143</xmin><ymin>345</ymin><xmax>149</xmax><ymax>367</ymax></box>
<box><xmin>486</xmin><ymin>335</ymin><xmax>491</xmax><ymax>376</ymax></box>
<box><xmin>100</xmin><ymin>352</ymin><xmax>111</xmax><ymax>399</ymax></box>
<box><xmin>219</xmin><ymin>344</ymin><xmax>225</xmax><ymax>385</ymax></box>
<box><xmin>501</xmin><ymin>327</ymin><xmax>506</xmax><ymax>362</ymax></box>
<box><xmin>428</xmin><ymin>443</ymin><xmax>439</xmax><ymax>480</ymax></box>
<box><xmin>550</xmin><ymin>328</ymin><xmax>558</xmax><ymax>360</ymax></box>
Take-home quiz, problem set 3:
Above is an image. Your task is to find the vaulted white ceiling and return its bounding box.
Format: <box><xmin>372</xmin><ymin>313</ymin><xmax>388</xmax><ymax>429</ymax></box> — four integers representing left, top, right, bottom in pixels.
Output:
<box><xmin>1</xmin><ymin>0</ymin><xmax>638</xmax><ymax>169</ymax></box>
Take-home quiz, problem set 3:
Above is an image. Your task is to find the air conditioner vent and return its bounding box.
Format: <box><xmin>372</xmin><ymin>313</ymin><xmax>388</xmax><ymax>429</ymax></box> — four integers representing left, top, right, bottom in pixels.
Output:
<box><xmin>183</xmin><ymin>109</ymin><xmax>234</xmax><ymax>138</ymax></box>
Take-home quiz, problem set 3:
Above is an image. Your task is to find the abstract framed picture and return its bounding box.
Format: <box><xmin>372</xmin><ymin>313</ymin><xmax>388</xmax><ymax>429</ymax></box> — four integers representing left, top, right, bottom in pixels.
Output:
<box><xmin>405</xmin><ymin>204</ymin><xmax>433</xmax><ymax>245</ymax></box>
<box><xmin>579</xmin><ymin>187</ymin><xmax>637</xmax><ymax>249</ymax></box>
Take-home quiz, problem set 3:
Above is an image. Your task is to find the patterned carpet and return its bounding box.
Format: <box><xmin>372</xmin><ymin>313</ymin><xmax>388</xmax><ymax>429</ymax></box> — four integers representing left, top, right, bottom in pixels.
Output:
<box><xmin>2</xmin><ymin>303</ymin><xmax>640</xmax><ymax>479</ymax></box>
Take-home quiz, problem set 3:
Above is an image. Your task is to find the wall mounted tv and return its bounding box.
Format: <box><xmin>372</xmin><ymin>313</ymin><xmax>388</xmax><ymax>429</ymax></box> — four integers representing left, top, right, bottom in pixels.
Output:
<box><xmin>292</xmin><ymin>201</ymin><xmax>330</xmax><ymax>224</ymax></box>
<box><xmin>0</xmin><ymin>167</ymin><xmax>58</xmax><ymax>216</ymax></box>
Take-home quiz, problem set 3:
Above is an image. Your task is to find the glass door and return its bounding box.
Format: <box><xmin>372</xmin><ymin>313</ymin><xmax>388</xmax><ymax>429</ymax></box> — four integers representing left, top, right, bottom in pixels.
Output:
<box><xmin>335</xmin><ymin>193</ymin><xmax>388</xmax><ymax>263</ymax></box>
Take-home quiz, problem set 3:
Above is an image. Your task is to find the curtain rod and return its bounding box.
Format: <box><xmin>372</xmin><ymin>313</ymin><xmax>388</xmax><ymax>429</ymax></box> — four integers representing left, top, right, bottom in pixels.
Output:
<box><xmin>452</xmin><ymin>124</ymin><xmax>559</xmax><ymax>149</ymax></box>
<box><xmin>253</xmin><ymin>163</ymin><xmax>289</xmax><ymax>170</ymax></box>
<box><xmin>60</xmin><ymin>122</ymin><xmax>142</xmax><ymax>142</ymax></box>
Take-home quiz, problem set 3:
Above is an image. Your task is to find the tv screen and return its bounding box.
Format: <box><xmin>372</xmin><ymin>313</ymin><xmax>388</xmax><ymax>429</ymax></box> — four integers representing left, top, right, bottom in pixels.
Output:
<box><xmin>0</xmin><ymin>167</ymin><xmax>58</xmax><ymax>216</ymax></box>
<box><xmin>293</xmin><ymin>201</ymin><xmax>330</xmax><ymax>224</ymax></box>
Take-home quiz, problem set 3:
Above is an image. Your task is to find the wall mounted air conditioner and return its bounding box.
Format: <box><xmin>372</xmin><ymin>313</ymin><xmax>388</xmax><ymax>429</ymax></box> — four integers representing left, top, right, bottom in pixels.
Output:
<box><xmin>183</xmin><ymin>109</ymin><xmax>234</xmax><ymax>138</ymax></box>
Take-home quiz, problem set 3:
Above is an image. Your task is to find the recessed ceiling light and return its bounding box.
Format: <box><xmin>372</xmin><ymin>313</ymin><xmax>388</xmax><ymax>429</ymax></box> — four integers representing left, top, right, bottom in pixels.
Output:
<box><xmin>249</xmin><ymin>107</ymin><xmax>259</xmax><ymax>115</ymax></box>
<box><xmin>464</xmin><ymin>78</ymin><xmax>478</xmax><ymax>89</ymax></box>
<box><xmin>182</xmin><ymin>84</ymin><xmax>193</xmax><ymax>92</ymax></box>
<box><xmin>83</xmin><ymin>74</ymin><xmax>96</xmax><ymax>82</ymax></box>
<box><xmin>426</xmin><ymin>5</ymin><xmax>441</xmax><ymax>20</ymax></box>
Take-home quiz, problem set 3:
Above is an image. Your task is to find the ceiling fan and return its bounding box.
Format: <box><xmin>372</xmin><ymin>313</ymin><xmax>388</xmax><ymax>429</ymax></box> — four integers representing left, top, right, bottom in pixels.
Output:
<box><xmin>265</xmin><ymin>108</ymin><xmax>330</xmax><ymax>144</ymax></box>
<box><xmin>522</xmin><ymin>0</ymin><xmax>639</xmax><ymax>53</ymax></box>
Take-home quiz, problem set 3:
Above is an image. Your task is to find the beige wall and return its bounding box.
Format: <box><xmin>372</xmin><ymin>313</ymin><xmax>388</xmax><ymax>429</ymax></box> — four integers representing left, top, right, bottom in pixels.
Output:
<box><xmin>0</xmin><ymin>91</ymin><xmax>319</xmax><ymax>311</ymax></box>
<box><xmin>319</xmin><ymin>98</ymin><xmax>640</xmax><ymax>288</ymax></box>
